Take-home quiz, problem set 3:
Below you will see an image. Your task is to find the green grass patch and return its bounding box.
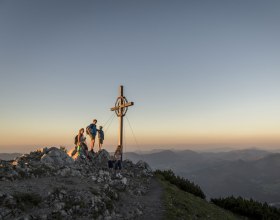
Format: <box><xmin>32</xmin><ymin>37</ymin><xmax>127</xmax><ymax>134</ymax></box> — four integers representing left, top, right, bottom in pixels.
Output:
<box><xmin>156</xmin><ymin>174</ymin><xmax>244</xmax><ymax>220</ymax></box>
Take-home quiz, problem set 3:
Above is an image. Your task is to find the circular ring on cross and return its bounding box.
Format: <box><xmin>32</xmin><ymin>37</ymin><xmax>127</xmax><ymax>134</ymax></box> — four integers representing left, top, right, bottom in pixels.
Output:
<box><xmin>115</xmin><ymin>96</ymin><xmax>129</xmax><ymax>117</ymax></box>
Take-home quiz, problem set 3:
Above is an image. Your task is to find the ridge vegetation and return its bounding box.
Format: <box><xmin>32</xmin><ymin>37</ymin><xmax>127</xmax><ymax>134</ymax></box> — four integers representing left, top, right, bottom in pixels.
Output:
<box><xmin>156</xmin><ymin>171</ymin><xmax>243</xmax><ymax>220</ymax></box>
<box><xmin>211</xmin><ymin>196</ymin><xmax>280</xmax><ymax>220</ymax></box>
<box><xmin>156</xmin><ymin>169</ymin><xmax>280</xmax><ymax>220</ymax></box>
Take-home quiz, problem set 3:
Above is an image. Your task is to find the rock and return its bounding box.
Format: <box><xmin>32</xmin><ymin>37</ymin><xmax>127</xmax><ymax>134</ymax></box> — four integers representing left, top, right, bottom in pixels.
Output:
<box><xmin>41</xmin><ymin>148</ymin><xmax>74</xmax><ymax>167</ymax></box>
<box><xmin>60</xmin><ymin>210</ymin><xmax>68</xmax><ymax>217</ymax></box>
<box><xmin>37</xmin><ymin>147</ymin><xmax>48</xmax><ymax>154</ymax></box>
<box><xmin>12</xmin><ymin>161</ymin><xmax>19</xmax><ymax>166</ymax></box>
<box><xmin>72</xmin><ymin>167</ymin><xmax>85</xmax><ymax>176</ymax></box>
<box><xmin>54</xmin><ymin>202</ymin><xmax>65</xmax><ymax>210</ymax></box>
<box><xmin>135</xmin><ymin>208</ymin><xmax>143</xmax><ymax>215</ymax></box>
<box><xmin>15</xmin><ymin>215</ymin><xmax>31</xmax><ymax>220</ymax></box>
<box><xmin>104</xmin><ymin>209</ymin><xmax>110</xmax><ymax>216</ymax></box>
<box><xmin>57</xmin><ymin>167</ymin><xmax>71</xmax><ymax>177</ymax></box>
<box><xmin>136</xmin><ymin>160</ymin><xmax>152</xmax><ymax>172</ymax></box>
<box><xmin>39</xmin><ymin>214</ymin><xmax>48</xmax><ymax>220</ymax></box>
<box><xmin>94</xmin><ymin>150</ymin><xmax>110</xmax><ymax>164</ymax></box>
<box><xmin>41</xmin><ymin>154</ymin><xmax>54</xmax><ymax>164</ymax></box>
<box><xmin>121</xmin><ymin>177</ymin><xmax>128</xmax><ymax>185</ymax></box>
<box><xmin>0</xmin><ymin>207</ymin><xmax>13</xmax><ymax>219</ymax></box>
<box><xmin>0</xmin><ymin>146</ymin><xmax>155</xmax><ymax>220</ymax></box>
<box><xmin>123</xmin><ymin>159</ymin><xmax>134</xmax><ymax>168</ymax></box>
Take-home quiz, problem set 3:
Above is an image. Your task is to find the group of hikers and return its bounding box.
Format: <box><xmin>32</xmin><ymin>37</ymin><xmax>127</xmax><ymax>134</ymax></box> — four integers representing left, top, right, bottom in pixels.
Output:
<box><xmin>75</xmin><ymin>119</ymin><xmax>104</xmax><ymax>154</ymax></box>
<box><xmin>73</xmin><ymin>119</ymin><xmax>122</xmax><ymax>174</ymax></box>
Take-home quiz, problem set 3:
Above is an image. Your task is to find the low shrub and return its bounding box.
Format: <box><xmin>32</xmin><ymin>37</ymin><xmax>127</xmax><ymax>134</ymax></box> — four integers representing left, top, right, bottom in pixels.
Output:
<box><xmin>211</xmin><ymin>196</ymin><xmax>280</xmax><ymax>220</ymax></box>
<box><xmin>155</xmin><ymin>169</ymin><xmax>206</xmax><ymax>199</ymax></box>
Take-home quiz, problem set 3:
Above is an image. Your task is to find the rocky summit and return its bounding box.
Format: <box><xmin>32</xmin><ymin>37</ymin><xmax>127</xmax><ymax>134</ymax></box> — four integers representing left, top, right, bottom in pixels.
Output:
<box><xmin>0</xmin><ymin>147</ymin><xmax>157</xmax><ymax>220</ymax></box>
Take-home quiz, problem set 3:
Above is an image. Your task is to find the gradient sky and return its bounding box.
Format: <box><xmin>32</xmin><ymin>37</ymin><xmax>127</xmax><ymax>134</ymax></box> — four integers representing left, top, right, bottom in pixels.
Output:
<box><xmin>1</xmin><ymin>0</ymin><xmax>280</xmax><ymax>153</ymax></box>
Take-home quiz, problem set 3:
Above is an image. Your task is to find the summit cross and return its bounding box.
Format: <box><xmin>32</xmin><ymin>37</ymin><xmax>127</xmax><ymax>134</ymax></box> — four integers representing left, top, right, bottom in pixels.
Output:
<box><xmin>110</xmin><ymin>85</ymin><xmax>134</xmax><ymax>160</ymax></box>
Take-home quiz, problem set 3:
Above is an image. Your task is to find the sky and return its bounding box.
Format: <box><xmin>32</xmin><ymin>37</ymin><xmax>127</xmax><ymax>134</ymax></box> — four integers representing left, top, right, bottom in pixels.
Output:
<box><xmin>0</xmin><ymin>0</ymin><xmax>280</xmax><ymax>153</ymax></box>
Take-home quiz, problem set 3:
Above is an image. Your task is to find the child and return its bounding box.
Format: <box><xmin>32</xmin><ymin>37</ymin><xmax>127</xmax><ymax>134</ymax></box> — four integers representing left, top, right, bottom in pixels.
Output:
<box><xmin>98</xmin><ymin>126</ymin><xmax>104</xmax><ymax>151</ymax></box>
<box><xmin>114</xmin><ymin>145</ymin><xmax>122</xmax><ymax>177</ymax></box>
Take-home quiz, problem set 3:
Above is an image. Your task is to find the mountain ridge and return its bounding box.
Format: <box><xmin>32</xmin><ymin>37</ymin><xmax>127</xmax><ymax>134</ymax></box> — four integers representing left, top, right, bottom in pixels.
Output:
<box><xmin>125</xmin><ymin>148</ymin><xmax>280</xmax><ymax>206</ymax></box>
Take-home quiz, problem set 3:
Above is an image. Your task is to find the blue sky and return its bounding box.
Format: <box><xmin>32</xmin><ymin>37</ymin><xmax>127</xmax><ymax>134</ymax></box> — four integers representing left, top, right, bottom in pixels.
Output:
<box><xmin>0</xmin><ymin>0</ymin><xmax>280</xmax><ymax>152</ymax></box>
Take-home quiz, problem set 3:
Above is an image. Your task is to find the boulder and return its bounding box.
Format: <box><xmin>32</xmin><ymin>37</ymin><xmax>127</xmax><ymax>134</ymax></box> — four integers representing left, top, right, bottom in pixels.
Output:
<box><xmin>136</xmin><ymin>160</ymin><xmax>152</xmax><ymax>172</ymax></box>
<box><xmin>94</xmin><ymin>150</ymin><xmax>110</xmax><ymax>164</ymax></box>
<box><xmin>40</xmin><ymin>148</ymin><xmax>74</xmax><ymax>167</ymax></box>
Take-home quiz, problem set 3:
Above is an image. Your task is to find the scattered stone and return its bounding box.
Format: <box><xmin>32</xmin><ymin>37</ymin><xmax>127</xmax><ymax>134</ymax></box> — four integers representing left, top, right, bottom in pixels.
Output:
<box><xmin>136</xmin><ymin>160</ymin><xmax>152</xmax><ymax>172</ymax></box>
<box><xmin>0</xmin><ymin>147</ymin><xmax>156</xmax><ymax>220</ymax></box>
<box><xmin>41</xmin><ymin>148</ymin><xmax>74</xmax><ymax>167</ymax></box>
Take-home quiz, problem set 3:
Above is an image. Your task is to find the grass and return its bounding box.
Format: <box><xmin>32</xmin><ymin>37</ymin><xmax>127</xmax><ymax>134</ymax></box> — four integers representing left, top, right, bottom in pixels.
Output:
<box><xmin>156</xmin><ymin>174</ymin><xmax>245</xmax><ymax>220</ymax></box>
<box><xmin>11</xmin><ymin>192</ymin><xmax>42</xmax><ymax>211</ymax></box>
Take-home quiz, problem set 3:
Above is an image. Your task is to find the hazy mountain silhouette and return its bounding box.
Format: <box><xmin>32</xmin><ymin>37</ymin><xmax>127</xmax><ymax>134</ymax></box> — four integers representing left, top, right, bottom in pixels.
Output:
<box><xmin>0</xmin><ymin>153</ymin><xmax>21</xmax><ymax>161</ymax></box>
<box><xmin>125</xmin><ymin>149</ymin><xmax>280</xmax><ymax>206</ymax></box>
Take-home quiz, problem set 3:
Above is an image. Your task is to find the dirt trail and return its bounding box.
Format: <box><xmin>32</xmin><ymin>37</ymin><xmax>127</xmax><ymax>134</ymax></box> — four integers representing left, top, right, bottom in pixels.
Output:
<box><xmin>116</xmin><ymin>176</ymin><xmax>165</xmax><ymax>220</ymax></box>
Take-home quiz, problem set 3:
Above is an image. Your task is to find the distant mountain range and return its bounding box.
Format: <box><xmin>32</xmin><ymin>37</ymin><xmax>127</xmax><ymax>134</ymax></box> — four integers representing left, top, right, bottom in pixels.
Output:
<box><xmin>0</xmin><ymin>153</ymin><xmax>22</xmax><ymax>161</ymax></box>
<box><xmin>125</xmin><ymin>148</ymin><xmax>280</xmax><ymax>207</ymax></box>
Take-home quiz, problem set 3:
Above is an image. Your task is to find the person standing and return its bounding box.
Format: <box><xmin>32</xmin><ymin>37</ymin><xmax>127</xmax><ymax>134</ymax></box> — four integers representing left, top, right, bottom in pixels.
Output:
<box><xmin>98</xmin><ymin>126</ymin><xmax>104</xmax><ymax>151</ymax></box>
<box><xmin>86</xmin><ymin>119</ymin><xmax>97</xmax><ymax>153</ymax></box>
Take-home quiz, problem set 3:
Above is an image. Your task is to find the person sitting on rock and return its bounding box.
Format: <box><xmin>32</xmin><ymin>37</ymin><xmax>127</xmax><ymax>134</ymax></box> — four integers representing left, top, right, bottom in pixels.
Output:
<box><xmin>114</xmin><ymin>145</ymin><xmax>122</xmax><ymax>177</ymax></box>
<box><xmin>77</xmin><ymin>128</ymin><xmax>88</xmax><ymax>158</ymax></box>
<box><xmin>97</xmin><ymin>126</ymin><xmax>104</xmax><ymax>152</ymax></box>
<box><xmin>108</xmin><ymin>155</ymin><xmax>115</xmax><ymax>172</ymax></box>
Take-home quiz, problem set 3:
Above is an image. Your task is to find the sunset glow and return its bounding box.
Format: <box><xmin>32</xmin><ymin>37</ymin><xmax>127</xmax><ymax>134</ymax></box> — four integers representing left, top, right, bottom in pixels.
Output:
<box><xmin>1</xmin><ymin>0</ymin><xmax>280</xmax><ymax>153</ymax></box>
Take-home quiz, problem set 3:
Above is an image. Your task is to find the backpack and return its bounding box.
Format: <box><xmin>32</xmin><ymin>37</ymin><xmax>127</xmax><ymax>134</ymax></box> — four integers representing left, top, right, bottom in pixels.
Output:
<box><xmin>86</xmin><ymin>125</ymin><xmax>91</xmax><ymax>135</ymax></box>
<box><xmin>74</xmin><ymin>135</ymin><xmax>78</xmax><ymax>145</ymax></box>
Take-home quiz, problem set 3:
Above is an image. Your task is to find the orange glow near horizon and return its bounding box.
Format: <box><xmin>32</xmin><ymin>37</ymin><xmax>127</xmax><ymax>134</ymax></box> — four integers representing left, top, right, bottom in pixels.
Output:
<box><xmin>1</xmin><ymin>97</ymin><xmax>280</xmax><ymax>153</ymax></box>
<box><xmin>1</xmin><ymin>129</ymin><xmax>280</xmax><ymax>153</ymax></box>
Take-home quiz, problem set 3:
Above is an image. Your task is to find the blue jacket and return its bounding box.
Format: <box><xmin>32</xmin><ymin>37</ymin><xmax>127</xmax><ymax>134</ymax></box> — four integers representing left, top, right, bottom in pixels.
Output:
<box><xmin>87</xmin><ymin>124</ymin><xmax>97</xmax><ymax>136</ymax></box>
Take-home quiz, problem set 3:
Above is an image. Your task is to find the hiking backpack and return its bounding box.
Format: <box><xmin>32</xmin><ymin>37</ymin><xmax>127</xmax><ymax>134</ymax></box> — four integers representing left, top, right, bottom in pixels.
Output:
<box><xmin>86</xmin><ymin>126</ymin><xmax>90</xmax><ymax>135</ymax></box>
<box><xmin>74</xmin><ymin>135</ymin><xmax>78</xmax><ymax>145</ymax></box>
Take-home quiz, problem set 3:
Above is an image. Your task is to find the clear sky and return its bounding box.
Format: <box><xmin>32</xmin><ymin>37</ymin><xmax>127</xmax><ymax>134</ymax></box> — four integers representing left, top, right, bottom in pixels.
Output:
<box><xmin>1</xmin><ymin>0</ymin><xmax>280</xmax><ymax>153</ymax></box>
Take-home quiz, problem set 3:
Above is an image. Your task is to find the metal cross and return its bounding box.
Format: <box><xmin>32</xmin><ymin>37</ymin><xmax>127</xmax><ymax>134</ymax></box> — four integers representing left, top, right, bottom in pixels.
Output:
<box><xmin>110</xmin><ymin>85</ymin><xmax>134</xmax><ymax>160</ymax></box>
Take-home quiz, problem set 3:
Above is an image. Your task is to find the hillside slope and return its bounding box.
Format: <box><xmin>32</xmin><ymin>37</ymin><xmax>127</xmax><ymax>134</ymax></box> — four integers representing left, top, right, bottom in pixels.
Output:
<box><xmin>156</xmin><ymin>174</ymin><xmax>244</xmax><ymax>220</ymax></box>
<box><xmin>126</xmin><ymin>149</ymin><xmax>280</xmax><ymax>204</ymax></box>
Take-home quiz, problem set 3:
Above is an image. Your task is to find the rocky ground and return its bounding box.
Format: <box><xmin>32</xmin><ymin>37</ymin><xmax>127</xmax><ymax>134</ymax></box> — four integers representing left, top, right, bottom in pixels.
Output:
<box><xmin>0</xmin><ymin>147</ymin><xmax>164</xmax><ymax>220</ymax></box>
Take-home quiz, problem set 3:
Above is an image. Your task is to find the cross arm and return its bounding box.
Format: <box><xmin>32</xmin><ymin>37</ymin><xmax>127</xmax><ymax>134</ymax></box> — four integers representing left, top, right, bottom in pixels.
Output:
<box><xmin>110</xmin><ymin>102</ymin><xmax>134</xmax><ymax>111</ymax></box>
